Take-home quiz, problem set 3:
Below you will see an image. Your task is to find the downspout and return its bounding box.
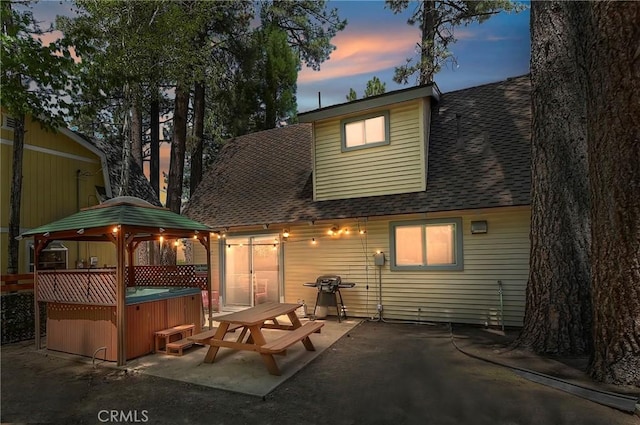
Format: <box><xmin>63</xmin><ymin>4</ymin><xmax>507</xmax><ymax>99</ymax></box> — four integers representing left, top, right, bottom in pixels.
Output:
<box><xmin>498</xmin><ymin>280</ymin><xmax>504</xmax><ymax>332</ymax></box>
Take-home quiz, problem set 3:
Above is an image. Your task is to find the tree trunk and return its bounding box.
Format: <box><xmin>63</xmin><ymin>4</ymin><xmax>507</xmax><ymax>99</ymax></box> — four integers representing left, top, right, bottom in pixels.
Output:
<box><xmin>515</xmin><ymin>1</ymin><xmax>592</xmax><ymax>355</ymax></box>
<box><xmin>150</xmin><ymin>95</ymin><xmax>160</xmax><ymax>200</ymax></box>
<box><xmin>7</xmin><ymin>113</ymin><xmax>25</xmax><ymax>274</ymax></box>
<box><xmin>165</xmin><ymin>82</ymin><xmax>189</xmax><ymax>214</ymax></box>
<box><xmin>131</xmin><ymin>101</ymin><xmax>143</xmax><ymax>169</ymax></box>
<box><xmin>418</xmin><ymin>0</ymin><xmax>436</xmax><ymax>85</ymax></box>
<box><xmin>190</xmin><ymin>81</ymin><xmax>204</xmax><ymax>197</ymax></box>
<box><xmin>586</xmin><ymin>1</ymin><xmax>640</xmax><ymax>386</ymax></box>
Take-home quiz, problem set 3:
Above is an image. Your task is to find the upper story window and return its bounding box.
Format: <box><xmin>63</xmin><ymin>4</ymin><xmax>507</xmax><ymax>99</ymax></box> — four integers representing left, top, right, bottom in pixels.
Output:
<box><xmin>390</xmin><ymin>218</ymin><xmax>464</xmax><ymax>271</ymax></box>
<box><xmin>341</xmin><ymin>111</ymin><xmax>390</xmax><ymax>152</ymax></box>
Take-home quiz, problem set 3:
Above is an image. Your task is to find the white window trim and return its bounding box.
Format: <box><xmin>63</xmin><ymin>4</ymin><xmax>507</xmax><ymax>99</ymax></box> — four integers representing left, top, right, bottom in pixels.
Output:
<box><xmin>340</xmin><ymin>110</ymin><xmax>390</xmax><ymax>152</ymax></box>
<box><xmin>389</xmin><ymin>217</ymin><xmax>464</xmax><ymax>271</ymax></box>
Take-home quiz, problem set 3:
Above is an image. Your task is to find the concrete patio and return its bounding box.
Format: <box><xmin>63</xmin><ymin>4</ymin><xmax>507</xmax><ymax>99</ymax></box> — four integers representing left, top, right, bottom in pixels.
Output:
<box><xmin>124</xmin><ymin>317</ymin><xmax>361</xmax><ymax>397</ymax></box>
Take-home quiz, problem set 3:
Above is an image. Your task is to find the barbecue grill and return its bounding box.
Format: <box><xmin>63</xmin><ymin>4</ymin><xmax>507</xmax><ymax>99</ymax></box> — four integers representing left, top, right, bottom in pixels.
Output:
<box><xmin>303</xmin><ymin>275</ymin><xmax>355</xmax><ymax>322</ymax></box>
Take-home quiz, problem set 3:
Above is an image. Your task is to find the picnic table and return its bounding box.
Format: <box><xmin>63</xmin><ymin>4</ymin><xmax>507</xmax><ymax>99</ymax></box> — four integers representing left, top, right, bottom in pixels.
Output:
<box><xmin>192</xmin><ymin>302</ymin><xmax>324</xmax><ymax>375</ymax></box>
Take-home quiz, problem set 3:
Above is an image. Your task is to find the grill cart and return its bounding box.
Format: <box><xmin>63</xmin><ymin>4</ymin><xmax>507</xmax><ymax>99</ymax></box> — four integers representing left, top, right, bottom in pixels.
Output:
<box><xmin>303</xmin><ymin>275</ymin><xmax>355</xmax><ymax>322</ymax></box>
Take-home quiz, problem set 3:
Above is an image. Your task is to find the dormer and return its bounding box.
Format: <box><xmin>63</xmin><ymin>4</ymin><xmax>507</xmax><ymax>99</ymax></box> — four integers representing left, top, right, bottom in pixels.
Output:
<box><xmin>298</xmin><ymin>84</ymin><xmax>440</xmax><ymax>201</ymax></box>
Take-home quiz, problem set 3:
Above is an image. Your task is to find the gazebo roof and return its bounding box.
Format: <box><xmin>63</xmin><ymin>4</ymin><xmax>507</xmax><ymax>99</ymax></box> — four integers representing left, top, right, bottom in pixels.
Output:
<box><xmin>22</xmin><ymin>196</ymin><xmax>211</xmax><ymax>240</ymax></box>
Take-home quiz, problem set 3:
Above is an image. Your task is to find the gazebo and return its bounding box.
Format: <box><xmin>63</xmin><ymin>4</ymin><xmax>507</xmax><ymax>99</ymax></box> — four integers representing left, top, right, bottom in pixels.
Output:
<box><xmin>22</xmin><ymin>196</ymin><xmax>213</xmax><ymax>366</ymax></box>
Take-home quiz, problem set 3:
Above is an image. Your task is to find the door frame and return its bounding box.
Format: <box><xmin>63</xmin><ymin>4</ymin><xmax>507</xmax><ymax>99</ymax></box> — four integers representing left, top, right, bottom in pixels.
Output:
<box><xmin>218</xmin><ymin>232</ymin><xmax>283</xmax><ymax>308</ymax></box>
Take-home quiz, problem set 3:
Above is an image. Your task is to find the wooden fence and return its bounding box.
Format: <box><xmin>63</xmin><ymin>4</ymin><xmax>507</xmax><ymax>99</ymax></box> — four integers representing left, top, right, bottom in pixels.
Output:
<box><xmin>1</xmin><ymin>273</ymin><xmax>34</xmax><ymax>293</ymax></box>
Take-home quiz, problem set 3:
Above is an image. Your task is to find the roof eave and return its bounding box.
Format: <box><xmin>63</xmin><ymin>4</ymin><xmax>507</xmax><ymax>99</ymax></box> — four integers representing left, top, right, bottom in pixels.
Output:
<box><xmin>299</xmin><ymin>84</ymin><xmax>440</xmax><ymax>123</ymax></box>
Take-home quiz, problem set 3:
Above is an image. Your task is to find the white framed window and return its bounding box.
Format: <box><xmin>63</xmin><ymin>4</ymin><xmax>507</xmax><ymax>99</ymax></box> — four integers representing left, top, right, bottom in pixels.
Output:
<box><xmin>341</xmin><ymin>111</ymin><xmax>390</xmax><ymax>151</ymax></box>
<box><xmin>390</xmin><ymin>218</ymin><xmax>463</xmax><ymax>271</ymax></box>
<box><xmin>27</xmin><ymin>241</ymin><xmax>68</xmax><ymax>272</ymax></box>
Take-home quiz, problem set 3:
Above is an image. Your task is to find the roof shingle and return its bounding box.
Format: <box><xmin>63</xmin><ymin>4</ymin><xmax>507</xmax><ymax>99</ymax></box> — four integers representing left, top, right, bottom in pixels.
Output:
<box><xmin>184</xmin><ymin>75</ymin><xmax>531</xmax><ymax>228</ymax></box>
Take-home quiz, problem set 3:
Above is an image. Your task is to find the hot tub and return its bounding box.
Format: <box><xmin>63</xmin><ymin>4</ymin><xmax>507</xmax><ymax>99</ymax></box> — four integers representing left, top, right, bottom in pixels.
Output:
<box><xmin>39</xmin><ymin>270</ymin><xmax>203</xmax><ymax>361</ymax></box>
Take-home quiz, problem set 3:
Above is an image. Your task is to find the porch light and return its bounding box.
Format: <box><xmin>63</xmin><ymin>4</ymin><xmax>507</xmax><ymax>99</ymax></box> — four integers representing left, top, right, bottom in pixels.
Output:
<box><xmin>359</xmin><ymin>229</ymin><xmax>366</xmax><ymax>235</ymax></box>
<box><xmin>112</xmin><ymin>226</ymin><xmax>119</xmax><ymax>233</ymax></box>
<box><xmin>159</xmin><ymin>228</ymin><xmax>165</xmax><ymax>233</ymax></box>
<box><xmin>159</xmin><ymin>236</ymin><xmax>164</xmax><ymax>244</ymax></box>
<box><xmin>311</xmin><ymin>238</ymin><xmax>317</xmax><ymax>245</ymax></box>
<box><xmin>174</xmin><ymin>240</ymin><xmax>179</xmax><ymax>247</ymax></box>
<box><xmin>77</xmin><ymin>229</ymin><xmax>85</xmax><ymax>234</ymax></box>
<box><xmin>282</xmin><ymin>229</ymin><xmax>290</xmax><ymax>239</ymax></box>
<box><xmin>14</xmin><ymin>235</ymin><xmax>23</xmax><ymax>241</ymax></box>
<box><xmin>344</xmin><ymin>228</ymin><xmax>350</xmax><ymax>235</ymax></box>
<box><xmin>43</xmin><ymin>232</ymin><xmax>50</xmax><ymax>237</ymax></box>
<box><xmin>471</xmin><ymin>220</ymin><xmax>488</xmax><ymax>234</ymax></box>
<box><xmin>193</xmin><ymin>235</ymin><xmax>198</xmax><ymax>239</ymax></box>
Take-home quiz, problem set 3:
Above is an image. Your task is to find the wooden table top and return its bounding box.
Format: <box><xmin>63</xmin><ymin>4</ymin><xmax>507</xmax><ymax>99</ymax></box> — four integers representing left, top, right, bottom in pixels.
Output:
<box><xmin>214</xmin><ymin>302</ymin><xmax>301</xmax><ymax>327</ymax></box>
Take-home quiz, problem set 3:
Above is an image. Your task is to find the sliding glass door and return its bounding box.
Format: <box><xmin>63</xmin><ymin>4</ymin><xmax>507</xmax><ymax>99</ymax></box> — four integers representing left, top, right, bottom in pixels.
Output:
<box><xmin>224</xmin><ymin>235</ymin><xmax>279</xmax><ymax>307</ymax></box>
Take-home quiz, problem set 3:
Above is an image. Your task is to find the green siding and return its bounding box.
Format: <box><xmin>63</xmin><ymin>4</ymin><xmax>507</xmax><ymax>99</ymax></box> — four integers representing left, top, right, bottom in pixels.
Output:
<box><xmin>314</xmin><ymin>100</ymin><xmax>427</xmax><ymax>201</ymax></box>
<box><xmin>280</xmin><ymin>207</ymin><xmax>530</xmax><ymax>327</ymax></box>
<box><xmin>1</xmin><ymin>111</ymin><xmax>108</xmax><ymax>273</ymax></box>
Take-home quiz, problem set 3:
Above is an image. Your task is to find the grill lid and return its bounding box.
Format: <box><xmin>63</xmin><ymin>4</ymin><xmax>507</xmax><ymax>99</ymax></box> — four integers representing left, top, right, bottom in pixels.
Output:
<box><xmin>316</xmin><ymin>275</ymin><xmax>341</xmax><ymax>286</ymax></box>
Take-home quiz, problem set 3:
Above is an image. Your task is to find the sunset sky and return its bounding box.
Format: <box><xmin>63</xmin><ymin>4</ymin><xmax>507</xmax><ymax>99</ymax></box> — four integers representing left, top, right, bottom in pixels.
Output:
<box><xmin>297</xmin><ymin>1</ymin><xmax>530</xmax><ymax>111</ymax></box>
<box><xmin>29</xmin><ymin>0</ymin><xmax>530</xmax><ymax>200</ymax></box>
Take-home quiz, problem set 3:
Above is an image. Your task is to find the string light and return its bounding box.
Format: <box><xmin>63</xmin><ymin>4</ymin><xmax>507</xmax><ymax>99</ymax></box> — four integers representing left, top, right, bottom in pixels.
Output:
<box><xmin>311</xmin><ymin>238</ymin><xmax>317</xmax><ymax>245</ymax></box>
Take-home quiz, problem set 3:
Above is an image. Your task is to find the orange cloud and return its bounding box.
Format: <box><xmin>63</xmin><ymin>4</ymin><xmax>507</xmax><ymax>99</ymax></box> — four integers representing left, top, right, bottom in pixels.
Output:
<box><xmin>34</xmin><ymin>31</ymin><xmax>81</xmax><ymax>63</ymax></box>
<box><xmin>299</xmin><ymin>25</ymin><xmax>420</xmax><ymax>83</ymax></box>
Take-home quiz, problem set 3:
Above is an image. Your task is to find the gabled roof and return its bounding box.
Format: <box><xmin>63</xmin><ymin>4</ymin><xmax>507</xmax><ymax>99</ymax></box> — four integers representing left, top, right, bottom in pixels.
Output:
<box><xmin>82</xmin><ymin>135</ymin><xmax>162</xmax><ymax>207</ymax></box>
<box><xmin>184</xmin><ymin>75</ymin><xmax>531</xmax><ymax>229</ymax></box>
<box><xmin>23</xmin><ymin>196</ymin><xmax>210</xmax><ymax>239</ymax></box>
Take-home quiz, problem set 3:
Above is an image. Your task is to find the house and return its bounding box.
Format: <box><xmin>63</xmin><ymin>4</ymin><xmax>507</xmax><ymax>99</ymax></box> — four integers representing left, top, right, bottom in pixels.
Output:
<box><xmin>0</xmin><ymin>111</ymin><xmax>160</xmax><ymax>275</ymax></box>
<box><xmin>184</xmin><ymin>75</ymin><xmax>531</xmax><ymax>327</ymax></box>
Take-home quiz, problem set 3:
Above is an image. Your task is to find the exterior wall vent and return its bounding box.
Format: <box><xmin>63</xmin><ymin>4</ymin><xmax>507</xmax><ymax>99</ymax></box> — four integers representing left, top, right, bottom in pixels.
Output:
<box><xmin>3</xmin><ymin>115</ymin><xmax>17</xmax><ymax>130</ymax></box>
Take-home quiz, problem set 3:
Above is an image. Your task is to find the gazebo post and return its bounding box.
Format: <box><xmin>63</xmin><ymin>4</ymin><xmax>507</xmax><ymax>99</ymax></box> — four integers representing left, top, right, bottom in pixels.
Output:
<box><xmin>116</xmin><ymin>227</ymin><xmax>127</xmax><ymax>366</ymax></box>
<box><xmin>33</xmin><ymin>236</ymin><xmax>40</xmax><ymax>350</ymax></box>
<box><xmin>205</xmin><ymin>234</ymin><xmax>212</xmax><ymax>329</ymax></box>
<box><xmin>127</xmin><ymin>242</ymin><xmax>135</xmax><ymax>287</ymax></box>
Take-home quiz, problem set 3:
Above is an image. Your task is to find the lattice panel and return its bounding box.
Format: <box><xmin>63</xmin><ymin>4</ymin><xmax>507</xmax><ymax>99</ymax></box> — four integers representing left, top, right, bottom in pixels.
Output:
<box><xmin>38</xmin><ymin>270</ymin><xmax>116</xmax><ymax>305</ymax></box>
<box><xmin>126</xmin><ymin>265</ymin><xmax>208</xmax><ymax>289</ymax></box>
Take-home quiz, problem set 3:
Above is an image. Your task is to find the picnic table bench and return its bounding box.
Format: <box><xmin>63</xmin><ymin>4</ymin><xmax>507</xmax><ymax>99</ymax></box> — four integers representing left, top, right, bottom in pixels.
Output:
<box><xmin>200</xmin><ymin>302</ymin><xmax>324</xmax><ymax>375</ymax></box>
<box><xmin>165</xmin><ymin>324</ymin><xmax>245</xmax><ymax>357</ymax></box>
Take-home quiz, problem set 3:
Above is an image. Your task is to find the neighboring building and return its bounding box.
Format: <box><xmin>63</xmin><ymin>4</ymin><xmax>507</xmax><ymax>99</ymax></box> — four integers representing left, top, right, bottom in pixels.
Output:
<box><xmin>0</xmin><ymin>111</ymin><xmax>160</xmax><ymax>274</ymax></box>
<box><xmin>184</xmin><ymin>75</ymin><xmax>531</xmax><ymax>327</ymax></box>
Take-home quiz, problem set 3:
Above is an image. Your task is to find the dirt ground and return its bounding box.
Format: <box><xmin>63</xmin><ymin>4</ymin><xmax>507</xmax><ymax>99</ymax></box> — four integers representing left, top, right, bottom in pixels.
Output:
<box><xmin>1</xmin><ymin>321</ymin><xmax>638</xmax><ymax>425</ymax></box>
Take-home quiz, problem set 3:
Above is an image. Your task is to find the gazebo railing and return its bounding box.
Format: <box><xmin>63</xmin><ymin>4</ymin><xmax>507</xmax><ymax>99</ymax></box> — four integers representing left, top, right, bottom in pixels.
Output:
<box><xmin>125</xmin><ymin>265</ymin><xmax>208</xmax><ymax>289</ymax></box>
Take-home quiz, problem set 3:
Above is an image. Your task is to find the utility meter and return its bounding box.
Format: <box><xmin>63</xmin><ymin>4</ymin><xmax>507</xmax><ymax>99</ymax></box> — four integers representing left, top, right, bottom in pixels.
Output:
<box><xmin>374</xmin><ymin>251</ymin><xmax>385</xmax><ymax>266</ymax></box>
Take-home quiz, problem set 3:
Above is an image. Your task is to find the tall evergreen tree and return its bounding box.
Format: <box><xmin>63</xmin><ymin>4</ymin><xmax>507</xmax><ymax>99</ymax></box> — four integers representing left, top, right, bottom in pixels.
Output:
<box><xmin>260</xmin><ymin>24</ymin><xmax>298</xmax><ymax>129</ymax></box>
<box><xmin>364</xmin><ymin>76</ymin><xmax>386</xmax><ymax>97</ymax></box>
<box><xmin>385</xmin><ymin>0</ymin><xmax>524</xmax><ymax>84</ymax></box>
<box><xmin>515</xmin><ymin>1</ymin><xmax>591</xmax><ymax>355</ymax></box>
<box><xmin>346</xmin><ymin>76</ymin><xmax>387</xmax><ymax>101</ymax></box>
<box><xmin>585</xmin><ymin>1</ymin><xmax>640</xmax><ymax>386</ymax></box>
